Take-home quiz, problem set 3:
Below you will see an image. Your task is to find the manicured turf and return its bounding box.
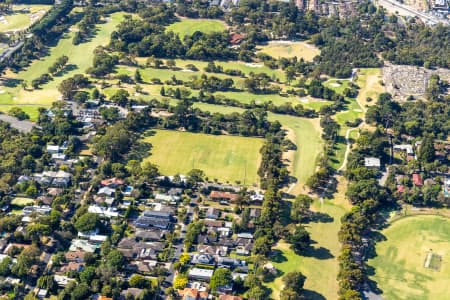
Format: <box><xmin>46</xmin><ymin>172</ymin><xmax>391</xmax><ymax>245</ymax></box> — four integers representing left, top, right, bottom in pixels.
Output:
<box><xmin>142</xmin><ymin>130</ymin><xmax>263</xmax><ymax>186</ymax></box>
<box><xmin>266</xmin><ymin>181</ymin><xmax>350</xmax><ymax>300</ymax></box>
<box><xmin>176</xmin><ymin>103</ymin><xmax>323</xmax><ymax>189</ymax></box>
<box><xmin>368</xmin><ymin>215</ymin><xmax>450</xmax><ymax>300</ymax></box>
<box><xmin>257</xmin><ymin>41</ymin><xmax>320</xmax><ymax>61</ymax></box>
<box><xmin>356</xmin><ymin>68</ymin><xmax>384</xmax><ymax>111</ymax></box>
<box><xmin>11</xmin><ymin>197</ymin><xmax>35</xmax><ymax>206</ymax></box>
<box><xmin>0</xmin><ymin>11</ymin><xmax>126</xmax><ymax>119</ymax></box>
<box><xmin>166</xmin><ymin>18</ymin><xmax>226</xmax><ymax>39</ymax></box>
<box><xmin>0</xmin><ymin>5</ymin><xmax>50</xmax><ymax>32</ymax></box>
<box><xmin>268</xmin><ymin>114</ymin><xmax>322</xmax><ymax>190</ymax></box>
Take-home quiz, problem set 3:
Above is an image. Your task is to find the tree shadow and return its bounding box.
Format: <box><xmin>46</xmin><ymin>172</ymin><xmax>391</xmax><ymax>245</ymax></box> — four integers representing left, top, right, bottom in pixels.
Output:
<box><xmin>143</xmin><ymin>130</ymin><xmax>157</xmax><ymax>137</ymax></box>
<box><xmin>303</xmin><ymin>289</ymin><xmax>326</xmax><ymax>300</ymax></box>
<box><xmin>54</xmin><ymin>64</ymin><xmax>78</xmax><ymax>77</ymax></box>
<box><xmin>365</xmin><ymin>265</ymin><xmax>383</xmax><ymax>295</ymax></box>
<box><xmin>303</xmin><ymin>245</ymin><xmax>334</xmax><ymax>260</ymax></box>
<box><xmin>307</xmin><ymin>211</ymin><xmax>334</xmax><ymax>223</ymax></box>
<box><xmin>270</xmin><ymin>249</ymin><xmax>288</xmax><ymax>263</ymax></box>
<box><xmin>128</xmin><ymin>141</ymin><xmax>153</xmax><ymax>161</ymax></box>
<box><xmin>1</xmin><ymin>77</ymin><xmax>22</xmax><ymax>88</ymax></box>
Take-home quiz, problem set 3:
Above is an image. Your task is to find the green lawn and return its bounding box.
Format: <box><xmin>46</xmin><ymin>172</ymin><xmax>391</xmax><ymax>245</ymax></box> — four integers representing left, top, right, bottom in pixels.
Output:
<box><xmin>355</xmin><ymin>68</ymin><xmax>384</xmax><ymax>110</ymax></box>
<box><xmin>0</xmin><ymin>11</ymin><xmax>127</xmax><ymax>119</ymax></box>
<box><xmin>257</xmin><ymin>41</ymin><xmax>320</xmax><ymax>61</ymax></box>
<box><xmin>266</xmin><ymin>197</ymin><xmax>348</xmax><ymax>300</ymax></box>
<box><xmin>142</xmin><ymin>129</ymin><xmax>263</xmax><ymax>186</ymax></box>
<box><xmin>11</xmin><ymin>197</ymin><xmax>35</xmax><ymax>206</ymax></box>
<box><xmin>172</xmin><ymin>102</ymin><xmax>323</xmax><ymax>190</ymax></box>
<box><xmin>268</xmin><ymin>114</ymin><xmax>322</xmax><ymax>190</ymax></box>
<box><xmin>368</xmin><ymin>215</ymin><xmax>450</xmax><ymax>300</ymax></box>
<box><xmin>0</xmin><ymin>5</ymin><xmax>50</xmax><ymax>32</ymax></box>
<box><xmin>166</xmin><ymin>18</ymin><xmax>227</xmax><ymax>39</ymax></box>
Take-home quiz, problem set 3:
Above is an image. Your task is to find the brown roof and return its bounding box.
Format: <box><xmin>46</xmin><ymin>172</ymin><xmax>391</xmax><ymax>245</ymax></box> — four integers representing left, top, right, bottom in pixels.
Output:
<box><xmin>59</xmin><ymin>262</ymin><xmax>84</xmax><ymax>272</ymax></box>
<box><xmin>100</xmin><ymin>177</ymin><xmax>124</xmax><ymax>186</ymax></box>
<box><xmin>230</xmin><ymin>33</ymin><xmax>244</xmax><ymax>45</ymax></box>
<box><xmin>47</xmin><ymin>188</ymin><xmax>64</xmax><ymax>196</ymax></box>
<box><xmin>210</xmin><ymin>191</ymin><xmax>239</xmax><ymax>201</ymax></box>
<box><xmin>413</xmin><ymin>173</ymin><xmax>423</xmax><ymax>186</ymax></box>
<box><xmin>203</xmin><ymin>219</ymin><xmax>223</xmax><ymax>228</ymax></box>
<box><xmin>65</xmin><ymin>251</ymin><xmax>85</xmax><ymax>262</ymax></box>
<box><xmin>38</xmin><ymin>195</ymin><xmax>54</xmax><ymax>205</ymax></box>
<box><xmin>178</xmin><ymin>288</ymin><xmax>209</xmax><ymax>300</ymax></box>
<box><xmin>219</xmin><ymin>295</ymin><xmax>243</xmax><ymax>300</ymax></box>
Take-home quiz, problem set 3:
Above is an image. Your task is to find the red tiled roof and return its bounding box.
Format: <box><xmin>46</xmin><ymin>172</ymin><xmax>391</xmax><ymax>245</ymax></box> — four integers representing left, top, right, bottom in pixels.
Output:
<box><xmin>413</xmin><ymin>173</ymin><xmax>423</xmax><ymax>186</ymax></box>
<box><xmin>210</xmin><ymin>191</ymin><xmax>239</xmax><ymax>201</ymax></box>
<box><xmin>178</xmin><ymin>288</ymin><xmax>209</xmax><ymax>299</ymax></box>
<box><xmin>397</xmin><ymin>185</ymin><xmax>405</xmax><ymax>193</ymax></box>
<box><xmin>230</xmin><ymin>33</ymin><xmax>244</xmax><ymax>45</ymax></box>
<box><xmin>219</xmin><ymin>295</ymin><xmax>243</xmax><ymax>300</ymax></box>
<box><xmin>100</xmin><ymin>177</ymin><xmax>124</xmax><ymax>186</ymax></box>
<box><xmin>64</xmin><ymin>251</ymin><xmax>85</xmax><ymax>261</ymax></box>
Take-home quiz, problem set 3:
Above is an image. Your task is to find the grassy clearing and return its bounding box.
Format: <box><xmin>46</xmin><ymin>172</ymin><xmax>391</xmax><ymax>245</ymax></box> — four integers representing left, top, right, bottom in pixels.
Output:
<box><xmin>356</xmin><ymin>68</ymin><xmax>384</xmax><ymax>111</ymax></box>
<box><xmin>0</xmin><ymin>5</ymin><xmax>50</xmax><ymax>32</ymax></box>
<box><xmin>0</xmin><ymin>11</ymin><xmax>126</xmax><ymax>118</ymax></box>
<box><xmin>257</xmin><ymin>41</ymin><xmax>320</xmax><ymax>61</ymax></box>
<box><xmin>368</xmin><ymin>215</ymin><xmax>450</xmax><ymax>300</ymax></box>
<box><xmin>267</xmin><ymin>178</ymin><xmax>350</xmax><ymax>300</ymax></box>
<box><xmin>142</xmin><ymin>129</ymin><xmax>263</xmax><ymax>186</ymax></box>
<box><xmin>165</xmin><ymin>18</ymin><xmax>226</xmax><ymax>39</ymax></box>
<box><xmin>11</xmin><ymin>197</ymin><xmax>35</xmax><ymax>206</ymax></box>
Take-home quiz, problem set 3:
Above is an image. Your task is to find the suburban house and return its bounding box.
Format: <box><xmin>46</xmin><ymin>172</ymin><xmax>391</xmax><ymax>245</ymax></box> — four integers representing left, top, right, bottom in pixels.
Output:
<box><xmin>101</xmin><ymin>177</ymin><xmax>124</xmax><ymax>188</ymax></box>
<box><xmin>188</xmin><ymin>268</ymin><xmax>214</xmax><ymax>281</ymax></box>
<box><xmin>413</xmin><ymin>173</ymin><xmax>424</xmax><ymax>186</ymax></box>
<box><xmin>178</xmin><ymin>288</ymin><xmax>209</xmax><ymax>300</ymax></box>
<box><xmin>191</xmin><ymin>253</ymin><xmax>215</xmax><ymax>265</ymax></box>
<box><xmin>206</xmin><ymin>208</ymin><xmax>220</xmax><ymax>219</ymax></box>
<box><xmin>209</xmin><ymin>191</ymin><xmax>239</xmax><ymax>203</ymax></box>
<box><xmin>364</xmin><ymin>157</ymin><xmax>381</xmax><ymax>169</ymax></box>
<box><xmin>135</xmin><ymin>210</ymin><xmax>173</xmax><ymax>229</ymax></box>
<box><xmin>88</xmin><ymin>205</ymin><xmax>119</xmax><ymax>218</ymax></box>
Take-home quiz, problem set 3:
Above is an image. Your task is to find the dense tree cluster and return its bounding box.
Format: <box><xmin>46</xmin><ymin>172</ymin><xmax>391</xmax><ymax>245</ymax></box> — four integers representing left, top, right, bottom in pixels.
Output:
<box><xmin>337</xmin><ymin>131</ymin><xmax>390</xmax><ymax>299</ymax></box>
<box><xmin>0</xmin><ymin>122</ymin><xmax>45</xmax><ymax>198</ymax></box>
<box><xmin>73</xmin><ymin>5</ymin><xmax>101</xmax><ymax>45</ymax></box>
<box><xmin>383</xmin><ymin>24</ymin><xmax>450</xmax><ymax>68</ymax></box>
<box><xmin>58</xmin><ymin>74</ymin><xmax>90</xmax><ymax>100</ymax></box>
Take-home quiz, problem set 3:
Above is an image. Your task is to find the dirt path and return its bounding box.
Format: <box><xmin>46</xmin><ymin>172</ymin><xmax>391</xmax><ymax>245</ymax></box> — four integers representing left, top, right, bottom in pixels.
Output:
<box><xmin>337</xmin><ymin>128</ymin><xmax>355</xmax><ymax>172</ymax></box>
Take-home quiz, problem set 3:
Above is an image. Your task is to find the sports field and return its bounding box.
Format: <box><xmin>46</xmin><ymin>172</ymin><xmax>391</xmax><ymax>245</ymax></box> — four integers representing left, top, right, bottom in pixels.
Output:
<box><xmin>368</xmin><ymin>215</ymin><xmax>450</xmax><ymax>300</ymax></box>
<box><xmin>166</xmin><ymin>18</ymin><xmax>227</xmax><ymax>39</ymax></box>
<box><xmin>0</xmin><ymin>5</ymin><xmax>50</xmax><ymax>32</ymax></box>
<box><xmin>257</xmin><ymin>41</ymin><xmax>320</xmax><ymax>61</ymax></box>
<box><xmin>142</xmin><ymin>130</ymin><xmax>263</xmax><ymax>185</ymax></box>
